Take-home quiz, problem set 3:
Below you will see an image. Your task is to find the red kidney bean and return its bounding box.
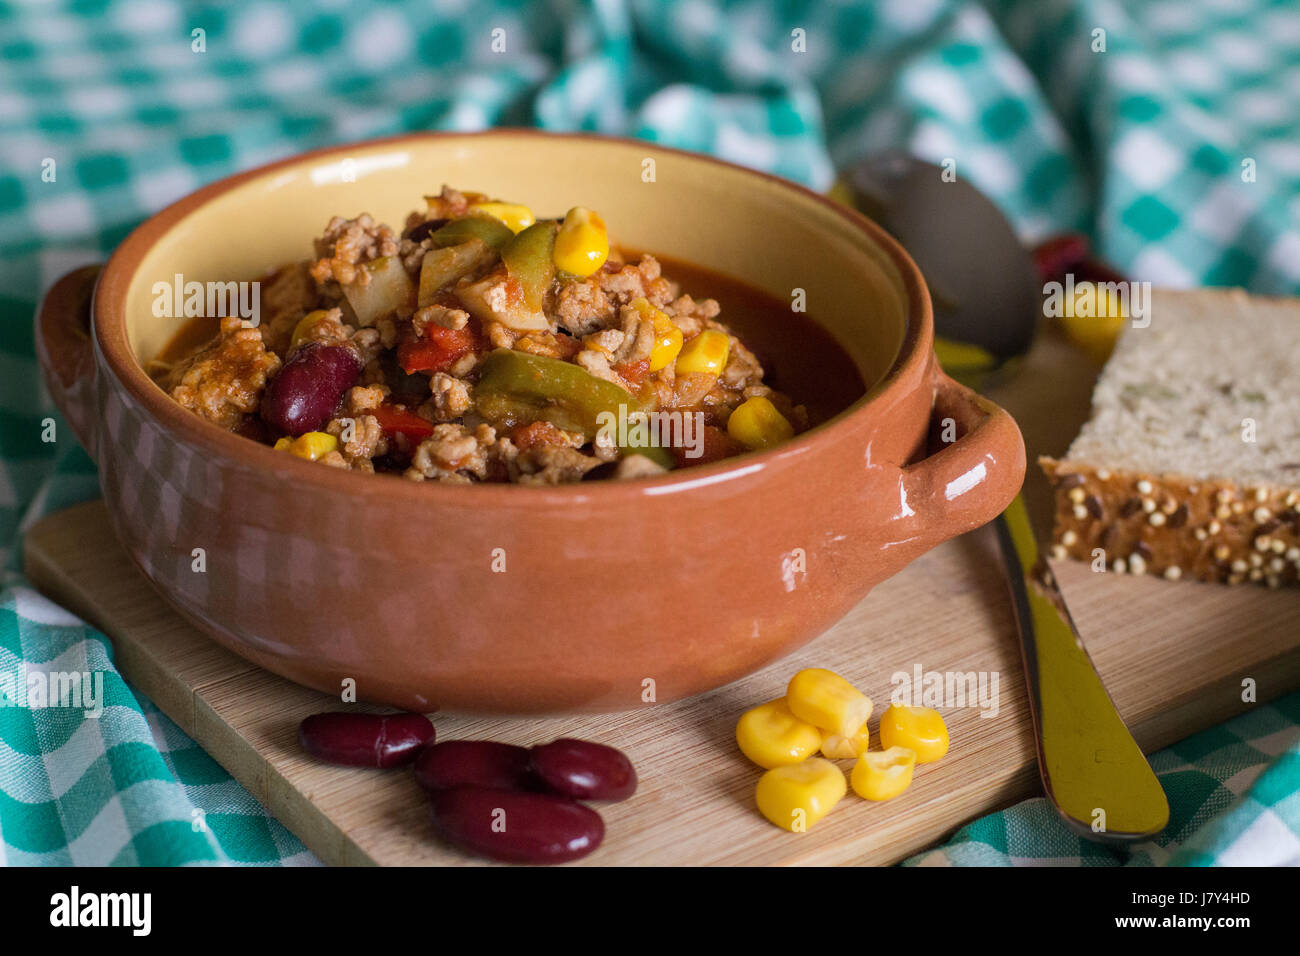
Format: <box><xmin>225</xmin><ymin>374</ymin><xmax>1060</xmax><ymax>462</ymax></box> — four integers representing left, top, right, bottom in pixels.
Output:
<box><xmin>298</xmin><ymin>712</ymin><xmax>434</xmax><ymax>768</ymax></box>
<box><xmin>415</xmin><ymin>740</ymin><xmax>533</xmax><ymax>792</ymax></box>
<box><xmin>530</xmin><ymin>738</ymin><xmax>637</xmax><ymax>801</ymax></box>
<box><xmin>429</xmin><ymin>788</ymin><xmax>604</xmax><ymax>863</ymax></box>
<box><xmin>261</xmin><ymin>342</ymin><xmax>361</xmax><ymax>436</ymax></box>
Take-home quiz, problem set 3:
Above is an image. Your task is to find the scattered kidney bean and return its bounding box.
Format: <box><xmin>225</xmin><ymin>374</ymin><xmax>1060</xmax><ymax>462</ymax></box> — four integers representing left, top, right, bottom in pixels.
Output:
<box><xmin>429</xmin><ymin>788</ymin><xmax>604</xmax><ymax>864</ymax></box>
<box><xmin>261</xmin><ymin>342</ymin><xmax>361</xmax><ymax>436</ymax></box>
<box><xmin>415</xmin><ymin>740</ymin><xmax>534</xmax><ymax>792</ymax></box>
<box><xmin>298</xmin><ymin>712</ymin><xmax>434</xmax><ymax>768</ymax></box>
<box><xmin>530</xmin><ymin>738</ymin><xmax>637</xmax><ymax>801</ymax></box>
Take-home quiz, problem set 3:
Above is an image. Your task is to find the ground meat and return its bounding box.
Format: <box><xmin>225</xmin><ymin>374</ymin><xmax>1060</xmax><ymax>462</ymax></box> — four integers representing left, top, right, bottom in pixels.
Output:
<box><xmin>163</xmin><ymin>317</ymin><xmax>282</xmax><ymax>430</ymax></box>
<box><xmin>309</xmin><ymin>214</ymin><xmax>400</xmax><ymax>287</ymax></box>
<box><xmin>421</xmin><ymin>372</ymin><xmax>472</xmax><ymax>422</ymax></box>
<box><xmin>582</xmin><ymin>328</ymin><xmax>624</xmax><ymax>356</ymax></box>
<box><xmin>326</xmin><ymin>413</ymin><xmax>385</xmax><ymax>465</ymax></box>
<box><xmin>663</xmin><ymin>293</ymin><xmax>721</xmax><ymax>339</ymax></box>
<box><xmin>510</xmin><ymin>421</ymin><xmax>584</xmax><ymax>451</ymax></box>
<box><xmin>348</xmin><ymin>326</ymin><xmax>383</xmax><ymax>366</ymax></box>
<box><xmin>405</xmin><ymin>423</ymin><xmax>512</xmax><ymax>483</ymax></box>
<box><xmin>721</xmin><ymin>335</ymin><xmax>764</xmax><ymax>390</ymax></box>
<box><xmin>554</xmin><ymin>277</ymin><xmax>616</xmax><ymax>335</ymax></box>
<box><xmin>291</xmin><ymin>307</ymin><xmax>351</xmax><ymax>349</ymax></box>
<box><xmin>484</xmin><ymin>320</ymin><xmax>519</xmax><ymax>350</ymax></box>
<box><xmin>413</xmin><ymin>304</ymin><xmax>469</xmax><ymax>334</ymax></box>
<box><xmin>511</xmin><ymin>445</ymin><xmax>602</xmax><ymax>484</ymax></box>
<box><xmin>611</xmin><ymin>304</ymin><xmax>655</xmax><ymax>365</ymax></box>
<box><xmin>513</xmin><ymin>330</ymin><xmax>583</xmax><ymax>360</ymax></box>
<box><xmin>374</xmin><ymin>316</ymin><xmax>399</xmax><ymax>349</ymax></box>
<box><xmin>600</xmin><ymin>256</ymin><xmax>673</xmax><ymax>308</ymax></box>
<box><xmin>574</xmin><ymin>346</ymin><xmax>623</xmax><ymax>386</ymax></box>
<box><xmin>345</xmin><ymin>384</ymin><xmax>387</xmax><ymax>415</ymax></box>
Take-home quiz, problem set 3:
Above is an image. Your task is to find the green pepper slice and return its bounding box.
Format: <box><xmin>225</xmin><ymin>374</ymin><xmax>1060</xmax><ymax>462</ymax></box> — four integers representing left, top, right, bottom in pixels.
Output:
<box><xmin>501</xmin><ymin>221</ymin><xmax>558</xmax><ymax>311</ymax></box>
<box><xmin>626</xmin><ymin>445</ymin><xmax>675</xmax><ymax>470</ymax></box>
<box><xmin>430</xmin><ymin>216</ymin><xmax>514</xmax><ymax>252</ymax></box>
<box><xmin>473</xmin><ymin>348</ymin><xmax>647</xmax><ymax>442</ymax></box>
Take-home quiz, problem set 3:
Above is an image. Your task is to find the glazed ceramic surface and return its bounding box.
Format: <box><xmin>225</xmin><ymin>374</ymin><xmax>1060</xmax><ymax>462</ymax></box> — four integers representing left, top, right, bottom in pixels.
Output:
<box><xmin>37</xmin><ymin>131</ymin><xmax>1025</xmax><ymax>712</ymax></box>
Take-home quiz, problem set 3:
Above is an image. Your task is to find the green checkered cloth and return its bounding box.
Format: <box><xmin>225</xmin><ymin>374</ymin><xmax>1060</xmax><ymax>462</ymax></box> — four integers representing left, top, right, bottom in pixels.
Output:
<box><xmin>2</xmin><ymin>0</ymin><xmax>1298</xmax><ymax>866</ymax></box>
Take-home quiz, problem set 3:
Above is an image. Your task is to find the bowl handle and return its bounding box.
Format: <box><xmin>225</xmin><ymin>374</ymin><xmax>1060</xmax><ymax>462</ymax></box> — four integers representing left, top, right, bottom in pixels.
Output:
<box><xmin>36</xmin><ymin>265</ymin><xmax>102</xmax><ymax>462</ymax></box>
<box><xmin>897</xmin><ymin>367</ymin><xmax>1025</xmax><ymax>550</ymax></box>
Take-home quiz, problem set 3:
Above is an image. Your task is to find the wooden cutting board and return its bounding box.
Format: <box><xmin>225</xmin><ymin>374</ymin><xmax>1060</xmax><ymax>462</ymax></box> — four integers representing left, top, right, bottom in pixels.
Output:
<box><xmin>22</xmin><ymin>324</ymin><xmax>1300</xmax><ymax>865</ymax></box>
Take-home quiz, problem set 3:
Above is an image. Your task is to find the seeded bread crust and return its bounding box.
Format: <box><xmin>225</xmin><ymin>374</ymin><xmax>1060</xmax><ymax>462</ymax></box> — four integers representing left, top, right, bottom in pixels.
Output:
<box><xmin>1041</xmin><ymin>287</ymin><xmax>1300</xmax><ymax>587</ymax></box>
<box><xmin>1040</xmin><ymin>458</ymin><xmax>1300</xmax><ymax>586</ymax></box>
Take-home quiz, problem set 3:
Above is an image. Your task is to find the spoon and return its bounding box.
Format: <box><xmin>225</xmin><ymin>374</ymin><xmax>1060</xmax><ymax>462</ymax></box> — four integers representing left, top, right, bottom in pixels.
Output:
<box><xmin>839</xmin><ymin>153</ymin><xmax>1169</xmax><ymax>842</ymax></box>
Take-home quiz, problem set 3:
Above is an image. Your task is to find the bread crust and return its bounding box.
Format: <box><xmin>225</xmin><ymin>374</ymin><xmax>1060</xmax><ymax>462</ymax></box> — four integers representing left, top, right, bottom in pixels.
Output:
<box><xmin>1041</xmin><ymin>457</ymin><xmax>1300</xmax><ymax>587</ymax></box>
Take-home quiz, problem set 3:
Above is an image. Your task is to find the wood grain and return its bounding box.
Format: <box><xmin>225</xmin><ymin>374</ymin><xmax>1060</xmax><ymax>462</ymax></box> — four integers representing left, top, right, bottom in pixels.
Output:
<box><xmin>23</xmin><ymin>495</ymin><xmax>1300</xmax><ymax>866</ymax></box>
<box><xmin>21</xmin><ymin>319</ymin><xmax>1300</xmax><ymax>865</ymax></box>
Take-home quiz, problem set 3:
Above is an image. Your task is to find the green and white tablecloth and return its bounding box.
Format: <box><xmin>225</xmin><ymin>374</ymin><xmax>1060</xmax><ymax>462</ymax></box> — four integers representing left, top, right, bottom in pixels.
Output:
<box><xmin>2</xmin><ymin>0</ymin><xmax>1299</xmax><ymax>866</ymax></box>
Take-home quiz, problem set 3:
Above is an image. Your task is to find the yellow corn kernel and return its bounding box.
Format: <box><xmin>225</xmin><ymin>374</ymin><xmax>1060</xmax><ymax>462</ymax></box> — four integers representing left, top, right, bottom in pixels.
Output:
<box><xmin>674</xmin><ymin>329</ymin><xmax>729</xmax><ymax>376</ymax></box>
<box><xmin>878</xmin><ymin>704</ymin><xmax>949</xmax><ymax>764</ymax></box>
<box><xmin>850</xmin><ymin>746</ymin><xmax>917</xmax><ymax>801</ymax></box>
<box><xmin>628</xmin><ymin>298</ymin><xmax>683</xmax><ymax>372</ymax></box>
<box><xmin>736</xmin><ymin>699</ymin><xmax>824</xmax><ymax>769</ymax></box>
<box><xmin>469</xmin><ymin>200</ymin><xmax>535</xmax><ymax>234</ymax></box>
<box><xmin>755</xmin><ymin>757</ymin><xmax>846</xmax><ymax>832</ymax></box>
<box><xmin>290</xmin><ymin>309</ymin><xmax>330</xmax><ymax>349</ymax></box>
<box><xmin>786</xmin><ymin>668</ymin><xmax>873</xmax><ymax>738</ymax></box>
<box><xmin>727</xmin><ymin>396</ymin><xmax>794</xmax><ymax>451</ymax></box>
<box><xmin>820</xmin><ymin>722</ymin><xmax>871</xmax><ymax>759</ymax></box>
<box><xmin>1060</xmin><ymin>282</ymin><xmax>1126</xmax><ymax>364</ymax></box>
<box><xmin>553</xmin><ymin>206</ymin><xmax>609</xmax><ymax>276</ymax></box>
<box><xmin>288</xmin><ymin>431</ymin><xmax>338</xmax><ymax>462</ymax></box>
<box><xmin>273</xmin><ymin>437</ymin><xmax>293</xmax><ymax>451</ymax></box>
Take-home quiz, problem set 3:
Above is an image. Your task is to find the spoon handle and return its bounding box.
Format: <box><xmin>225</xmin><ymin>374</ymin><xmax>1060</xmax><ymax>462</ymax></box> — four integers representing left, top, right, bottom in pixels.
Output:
<box><xmin>996</xmin><ymin>495</ymin><xmax>1169</xmax><ymax>841</ymax></box>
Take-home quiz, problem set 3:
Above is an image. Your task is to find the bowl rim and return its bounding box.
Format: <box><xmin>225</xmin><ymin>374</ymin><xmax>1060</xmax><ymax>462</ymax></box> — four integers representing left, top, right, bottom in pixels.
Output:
<box><xmin>93</xmin><ymin>128</ymin><xmax>934</xmax><ymax>504</ymax></box>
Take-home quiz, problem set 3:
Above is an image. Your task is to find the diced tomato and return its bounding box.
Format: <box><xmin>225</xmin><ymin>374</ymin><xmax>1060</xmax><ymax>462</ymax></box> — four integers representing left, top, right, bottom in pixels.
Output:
<box><xmin>614</xmin><ymin>358</ymin><xmax>651</xmax><ymax>389</ymax></box>
<box><xmin>671</xmin><ymin>424</ymin><xmax>742</xmax><ymax>469</ymax></box>
<box><xmin>397</xmin><ymin>323</ymin><xmax>478</xmax><ymax>374</ymax></box>
<box><xmin>371</xmin><ymin>404</ymin><xmax>436</xmax><ymax>442</ymax></box>
<box><xmin>552</xmin><ymin>333</ymin><xmax>583</xmax><ymax>360</ymax></box>
<box><xmin>510</xmin><ymin>420</ymin><xmax>571</xmax><ymax>451</ymax></box>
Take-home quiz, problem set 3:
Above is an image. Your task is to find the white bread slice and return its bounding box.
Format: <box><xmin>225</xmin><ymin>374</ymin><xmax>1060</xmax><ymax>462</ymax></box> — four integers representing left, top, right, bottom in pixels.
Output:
<box><xmin>1041</xmin><ymin>288</ymin><xmax>1300</xmax><ymax>587</ymax></box>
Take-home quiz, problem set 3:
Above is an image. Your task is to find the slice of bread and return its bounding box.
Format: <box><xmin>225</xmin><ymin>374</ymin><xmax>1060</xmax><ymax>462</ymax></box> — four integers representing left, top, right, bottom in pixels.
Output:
<box><xmin>1041</xmin><ymin>287</ymin><xmax>1300</xmax><ymax>587</ymax></box>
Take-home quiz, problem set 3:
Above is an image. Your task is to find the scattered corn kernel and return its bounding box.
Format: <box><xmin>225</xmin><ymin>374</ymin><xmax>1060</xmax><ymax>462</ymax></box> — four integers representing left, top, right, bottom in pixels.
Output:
<box><xmin>1059</xmin><ymin>282</ymin><xmax>1126</xmax><ymax>363</ymax></box>
<box><xmin>469</xmin><ymin>200</ymin><xmax>535</xmax><ymax>234</ymax></box>
<box><xmin>287</xmin><ymin>431</ymin><xmax>338</xmax><ymax>462</ymax></box>
<box><xmin>553</xmin><ymin>206</ymin><xmax>609</xmax><ymax>276</ymax></box>
<box><xmin>755</xmin><ymin>757</ymin><xmax>846</xmax><ymax>832</ymax></box>
<box><xmin>736</xmin><ymin>699</ymin><xmax>824</xmax><ymax>769</ymax></box>
<box><xmin>290</xmin><ymin>309</ymin><xmax>330</xmax><ymax>348</ymax></box>
<box><xmin>628</xmin><ymin>298</ymin><xmax>684</xmax><ymax>372</ymax></box>
<box><xmin>273</xmin><ymin>437</ymin><xmax>293</xmax><ymax>451</ymax></box>
<box><xmin>727</xmin><ymin>395</ymin><xmax>794</xmax><ymax>450</ymax></box>
<box><xmin>674</xmin><ymin>329</ymin><xmax>729</xmax><ymax>376</ymax></box>
<box><xmin>786</xmin><ymin>668</ymin><xmax>873</xmax><ymax>738</ymax></box>
<box><xmin>820</xmin><ymin>722</ymin><xmax>871</xmax><ymax>759</ymax></box>
<box><xmin>850</xmin><ymin>746</ymin><xmax>917</xmax><ymax>801</ymax></box>
<box><xmin>878</xmin><ymin>704</ymin><xmax>949</xmax><ymax>763</ymax></box>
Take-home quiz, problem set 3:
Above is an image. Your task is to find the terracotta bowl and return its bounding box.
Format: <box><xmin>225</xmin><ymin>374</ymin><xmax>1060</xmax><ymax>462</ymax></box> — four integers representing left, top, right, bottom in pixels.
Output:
<box><xmin>37</xmin><ymin>131</ymin><xmax>1025</xmax><ymax>713</ymax></box>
